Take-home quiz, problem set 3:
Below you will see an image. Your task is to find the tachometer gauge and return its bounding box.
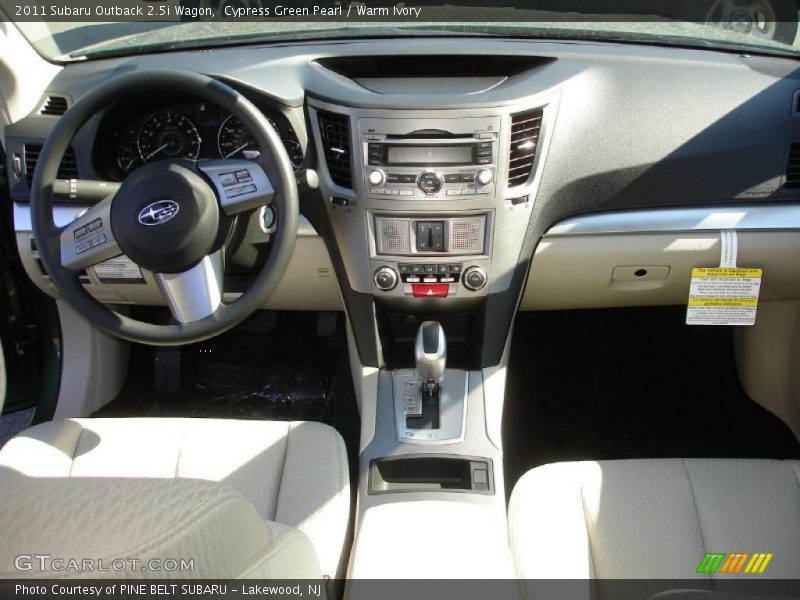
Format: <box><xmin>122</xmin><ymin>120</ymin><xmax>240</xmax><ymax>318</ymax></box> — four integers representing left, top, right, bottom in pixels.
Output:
<box><xmin>218</xmin><ymin>115</ymin><xmax>258</xmax><ymax>159</ymax></box>
<box><xmin>117</xmin><ymin>141</ymin><xmax>143</xmax><ymax>174</ymax></box>
<box><xmin>138</xmin><ymin>111</ymin><xmax>201</xmax><ymax>163</ymax></box>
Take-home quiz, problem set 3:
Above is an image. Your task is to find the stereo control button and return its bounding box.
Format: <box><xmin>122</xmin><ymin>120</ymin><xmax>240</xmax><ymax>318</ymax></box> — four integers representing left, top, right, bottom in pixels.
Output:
<box><xmin>417</xmin><ymin>172</ymin><xmax>443</xmax><ymax>194</ymax></box>
<box><xmin>368</xmin><ymin>170</ymin><xmax>386</xmax><ymax>186</ymax></box>
<box><xmin>476</xmin><ymin>169</ymin><xmax>493</xmax><ymax>186</ymax></box>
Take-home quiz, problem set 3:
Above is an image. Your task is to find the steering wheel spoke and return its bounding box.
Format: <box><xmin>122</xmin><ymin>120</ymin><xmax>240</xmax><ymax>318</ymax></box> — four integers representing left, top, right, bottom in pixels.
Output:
<box><xmin>154</xmin><ymin>251</ymin><xmax>224</xmax><ymax>324</ymax></box>
<box><xmin>59</xmin><ymin>194</ymin><xmax>122</xmax><ymax>271</ymax></box>
<box><xmin>32</xmin><ymin>70</ymin><xmax>297</xmax><ymax>345</ymax></box>
<box><xmin>197</xmin><ymin>159</ymin><xmax>274</xmax><ymax>216</ymax></box>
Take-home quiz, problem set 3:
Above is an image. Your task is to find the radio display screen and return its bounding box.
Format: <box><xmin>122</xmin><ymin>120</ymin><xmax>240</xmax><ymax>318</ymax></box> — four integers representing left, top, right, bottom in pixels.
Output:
<box><xmin>386</xmin><ymin>144</ymin><xmax>473</xmax><ymax>166</ymax></box>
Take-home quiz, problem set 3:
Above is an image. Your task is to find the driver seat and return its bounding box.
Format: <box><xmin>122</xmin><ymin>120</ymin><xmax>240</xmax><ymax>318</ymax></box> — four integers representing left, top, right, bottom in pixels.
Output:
<box><xmin>0</xmin><ymin>418</ymin><xmax>350</xmax><ymax>579</ymax></box>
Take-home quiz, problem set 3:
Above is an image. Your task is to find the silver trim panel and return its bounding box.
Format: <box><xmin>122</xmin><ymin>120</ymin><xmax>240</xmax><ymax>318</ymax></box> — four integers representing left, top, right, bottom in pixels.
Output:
<box><xmin>14</xmin><ymin>204</ymin><xmax>87</xmax><ymax>231</ymax></box>
<box><xmin>392</xmin><ymin>369</ymin><xmax>468</xmax><ymax>445</ymax></box>
<box><xmin>14</xmin><ymin>203</ymin><xmax>319</xmax><ymax>236</ymax></box>
<box><xmin>154</xmin><ymin>251</ymin><xmax>224</xmax><ymax>323</ymax></box>
<box><xmin>546</xmin><ymin>204</ymin><xmax>800</xmax><ymax>237</ymax></box>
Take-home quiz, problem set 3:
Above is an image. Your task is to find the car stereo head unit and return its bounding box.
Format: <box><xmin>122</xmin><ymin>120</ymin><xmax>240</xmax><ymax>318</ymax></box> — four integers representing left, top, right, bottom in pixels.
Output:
<box><xmin>359</xmin><ymin>116</ymin><xmax>501</xmax><ymax>200</ymax></box>
<box><xmin>369</xmin><ymin>142</ymin><xmax>490</xmax><ymax>168</ymax></box>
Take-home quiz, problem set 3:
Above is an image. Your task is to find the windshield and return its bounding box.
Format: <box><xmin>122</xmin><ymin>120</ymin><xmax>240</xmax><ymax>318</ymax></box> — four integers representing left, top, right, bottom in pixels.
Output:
<box><xmin>6</xmin><ymin>0</ymin><xmax>800</xmax><ymax>61</ymax></box>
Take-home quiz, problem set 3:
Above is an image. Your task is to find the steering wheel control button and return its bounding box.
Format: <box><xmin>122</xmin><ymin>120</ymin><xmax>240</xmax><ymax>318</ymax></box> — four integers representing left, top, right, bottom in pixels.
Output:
<box><xmin>417</xmin><ymin>171</ymin><xmax>443</xmax><ymax>195</ymax></box>
<box><xmin>225</xmin><ymin>184</ymin><xmax>257</xmax><ymax>198</ymax></box>
<box><xmin>412</xmin><ymin>284</ymin><xmax>449</xmax><ymax>298</ymax></box>
<box><xmin>463</xmin><ymin>266</ymin><xmax>488</xmax><ymax>291</ymax></box>
<box><xmin>74</xmin><ymin>225</ymin><xmax>88</xmax><ymax>239</ymax></box>
<box><xmin>373</xmin><ymin>267</ymin><xmax>398</xmax><ymax>291</ymax></box>
<box><xmin>198</xmin><ymin>159</ymin><xmax>274</xmax><ymax>215</ymax></box>
<box><xmin>220</xmin><ymin>172</ymin><xmax>238</xmax><ymax>187</ymax></box>
<box><xmin>76</xmin><ymin>241</ymin><xmax>91</xmax><ymax>254</ymax></box>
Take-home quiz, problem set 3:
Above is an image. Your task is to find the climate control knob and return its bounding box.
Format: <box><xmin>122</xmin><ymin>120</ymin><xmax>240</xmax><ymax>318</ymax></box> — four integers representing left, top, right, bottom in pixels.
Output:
<box><xmin>476</xmin><ymin>169</ymin><xmax>493</xmax><ymax>186</ymax></box>
<box><xmin>463</xmin><ymin>266</ymin><xmax>488</xmax><ymax>291</ymax></box>
<box><xmin>368</xmin><ymin>169</ymin><xmax>386</xmax><ymax>187</ymax></box>
<box><xmin>373</xmin><ymin>267</ymin><xmax>398</xmax><ymax>291</ymax></box>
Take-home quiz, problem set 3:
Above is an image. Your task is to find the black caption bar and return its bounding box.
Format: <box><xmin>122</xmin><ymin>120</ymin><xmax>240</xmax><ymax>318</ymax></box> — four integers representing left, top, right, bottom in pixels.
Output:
<box><xmin>3</xmin><ymin>579</ymin><xmax>800</xmax><ymax>600</ymax></box>
<box><xmin>2</xmin><ymin>0</ymin><xmax>790</xmax><ymax>23</ymax></box>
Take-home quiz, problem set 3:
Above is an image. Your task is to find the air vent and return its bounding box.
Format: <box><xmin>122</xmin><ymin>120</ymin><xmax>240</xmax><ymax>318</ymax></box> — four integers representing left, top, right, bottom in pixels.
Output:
<box><xmin>317</xmin><ymin>110</ymin><xmax>353</xmax><ymax>188</ymax></box>
<box><xmin>39</xmin><ymin>95</ymin><xmax>68</xmax><ymax>116</ymax></box>
<box><xmin>24</xmin><ymin>143</ymin><xmax>78</xmax><ymax>186</ymax></box>
<box><xmin>507</xmin><ymin>108</ymin><xmax>543</xmax><ymax>187</ymax></box>
<box><xmin>784</xmin><ymin>142</ymin><xmax>800</xmax><ymax>190</ymax></box>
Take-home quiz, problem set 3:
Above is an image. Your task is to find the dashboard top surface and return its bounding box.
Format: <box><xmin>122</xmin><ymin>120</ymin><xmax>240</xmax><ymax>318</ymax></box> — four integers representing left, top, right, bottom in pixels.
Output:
<box><xmin>7</xmin><ymin>36</ymin><xmax>800</xmax><ymax>223</ymax></box>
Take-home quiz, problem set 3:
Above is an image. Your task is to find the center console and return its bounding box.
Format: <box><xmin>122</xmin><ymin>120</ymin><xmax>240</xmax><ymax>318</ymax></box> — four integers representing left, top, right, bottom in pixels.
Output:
<box><xmin>347</xmin><ymin>320</ymin><xmax>516</xmax><ymax>579</ymax></box>
<box><xmin>307</xmin><ymin>96</ymin><xmax>556</xmax><ymax>580</ymax></box>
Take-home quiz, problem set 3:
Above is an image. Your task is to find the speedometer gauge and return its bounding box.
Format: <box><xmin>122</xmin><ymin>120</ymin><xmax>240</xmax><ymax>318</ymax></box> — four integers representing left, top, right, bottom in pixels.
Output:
<box><xmin>217</xmin><ymin>114</ymin><xmax>258</xmax><ymax>159</ymax></box>
<box><xmin>138</xmin><ymin>111</ymin><xmax>201</xmax><ymax>163</ymax></box>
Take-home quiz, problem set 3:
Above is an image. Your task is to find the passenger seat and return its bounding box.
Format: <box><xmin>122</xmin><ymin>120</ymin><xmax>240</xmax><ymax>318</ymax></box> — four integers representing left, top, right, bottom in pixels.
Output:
<box><xmin>509</xmin><ymin>459</ymin><xmax>800</xmax><ymax>587</ymax></box>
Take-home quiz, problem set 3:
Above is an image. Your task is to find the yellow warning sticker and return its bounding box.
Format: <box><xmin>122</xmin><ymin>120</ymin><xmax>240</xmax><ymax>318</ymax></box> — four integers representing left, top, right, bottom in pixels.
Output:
<box><xmin>690</xmin><ymin>268</ymin><xmax>763</xmax><ymax>278</ymax></box>
<box><xmin>686</xmin><ymin>267</ymin><xmax>762</xmax><ymax>326</ymax></box>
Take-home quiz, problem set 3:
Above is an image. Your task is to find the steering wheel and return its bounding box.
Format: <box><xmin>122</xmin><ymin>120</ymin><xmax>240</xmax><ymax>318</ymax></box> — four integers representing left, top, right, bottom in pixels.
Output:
<box><xmin>30</xmin><ymin>71</ymin><xmax>298</xmax><ymax>346</ymax></box>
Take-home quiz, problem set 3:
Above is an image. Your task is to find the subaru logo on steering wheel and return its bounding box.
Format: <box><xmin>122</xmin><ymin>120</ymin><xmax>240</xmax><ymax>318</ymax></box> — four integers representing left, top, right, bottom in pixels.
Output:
<box><xmin>138</xmin><ymin>200</ymin><xmax>180</xmax><ymax>226</ymax></box>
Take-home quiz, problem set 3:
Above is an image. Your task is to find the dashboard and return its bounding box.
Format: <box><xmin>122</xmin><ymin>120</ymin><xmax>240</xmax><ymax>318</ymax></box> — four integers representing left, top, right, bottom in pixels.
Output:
<box><xmin>6</xmin><ymin>38</ymin><xmax>800</xmax><ymax>369</ymax></box>
<box><xmin>92</xmin><ymin>93</ymin><xmax>304</xmax><ymax>181</ymax></box>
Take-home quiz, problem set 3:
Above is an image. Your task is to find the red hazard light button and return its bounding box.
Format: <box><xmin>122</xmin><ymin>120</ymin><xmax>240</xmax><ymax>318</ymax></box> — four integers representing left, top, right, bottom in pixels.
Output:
<box><xmin>412</xmin><ymin>284</ymin><xmax>449</xmax><ymax>298</ymax></box>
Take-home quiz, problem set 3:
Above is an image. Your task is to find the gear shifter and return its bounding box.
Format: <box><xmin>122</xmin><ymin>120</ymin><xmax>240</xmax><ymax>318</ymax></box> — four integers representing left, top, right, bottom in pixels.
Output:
<box><xmin>393</xmin><ymin>320</ymin><xmax>465</xmax><ymax>443</ymax></box>
<box><xmin>415</xmin><ymin>321</ymin><xmax>446</xmax><ymax>396</ymax></box>
<box><xmin>406</xmin><ymin>321</ymin><xmax>446</xmax><ymax>430</ymax></box>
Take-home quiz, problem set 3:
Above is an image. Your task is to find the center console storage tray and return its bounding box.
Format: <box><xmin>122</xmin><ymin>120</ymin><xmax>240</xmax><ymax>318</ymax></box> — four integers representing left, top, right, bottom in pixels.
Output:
<box><xmin>368</xmin><ymin>454</ymin><xmax>493</xmax><ymax>495</ymax></box>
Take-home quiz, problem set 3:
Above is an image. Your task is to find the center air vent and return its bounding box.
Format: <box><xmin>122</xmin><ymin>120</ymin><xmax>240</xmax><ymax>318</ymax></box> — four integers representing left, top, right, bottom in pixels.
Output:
<box><xmin>40</xmin><ymin>95</ymin><xmax>69</xmax><ymax>116</ymax></box>
<box><xmin>317</xmin><ymin>110</ymin><xmax>353</xmax><ymax>189</ymax></box>
<box><xmin>784</xmin><ymin>142</ymin><xmax>800</xmax><ymax>190</ymax></box>
<box><xmin>24</xmin><ymin>143</ymin><xmax>79</xmax><ymax>186</ymax></box>
<box><xmin>507</xmin><ymin>108</ymin><xmax>543</xmax><ymax>187</ymax></box>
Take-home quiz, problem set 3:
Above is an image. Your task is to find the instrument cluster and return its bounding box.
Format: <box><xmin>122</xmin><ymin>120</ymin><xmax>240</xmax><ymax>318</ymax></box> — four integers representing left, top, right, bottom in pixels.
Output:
<box><xmin>94</xmin><ymin>95</ymin><xmax>303</xmax><ymax>181</ymax></box>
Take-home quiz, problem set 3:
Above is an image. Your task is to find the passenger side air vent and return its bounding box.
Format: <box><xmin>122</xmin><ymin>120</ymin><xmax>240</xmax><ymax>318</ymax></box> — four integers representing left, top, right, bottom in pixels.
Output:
<box><xmin>39</xmin><ymin>95</ymin><xmax>69</xmax><ymax>116</ymax></box>
<box><xmin>784</xmin><ymin>142</ymin><xmax>800</xmax><ymax>190</ymax></box>
<box><xmin>24</xmin><ymin>143</ymin><xmax>78</xmax><ymax>186</ymax></box>
<box><xmin>317</xmin><ymin>110</ymin><xmax>353</xmax><ymax>189</ymax></box>
<box><xmin>507</xmin><ymin>108</ymin><xmax>543</xmax><ymax>187</ymax></box>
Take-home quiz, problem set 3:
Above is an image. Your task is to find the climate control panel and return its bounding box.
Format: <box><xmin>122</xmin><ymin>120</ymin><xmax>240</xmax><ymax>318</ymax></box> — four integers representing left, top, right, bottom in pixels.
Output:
<box><xmin>372</xmin><ymin>263</ymin><xmax>489</xmax><ymax>299</ymax></box>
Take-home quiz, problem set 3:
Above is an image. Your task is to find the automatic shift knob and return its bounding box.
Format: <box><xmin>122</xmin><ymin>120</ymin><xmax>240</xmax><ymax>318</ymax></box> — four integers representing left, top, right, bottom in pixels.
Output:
<box><xmin>415</xmin><ymin>321</ymin><xmax>446</xmax><ymax>390</ymax></box>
